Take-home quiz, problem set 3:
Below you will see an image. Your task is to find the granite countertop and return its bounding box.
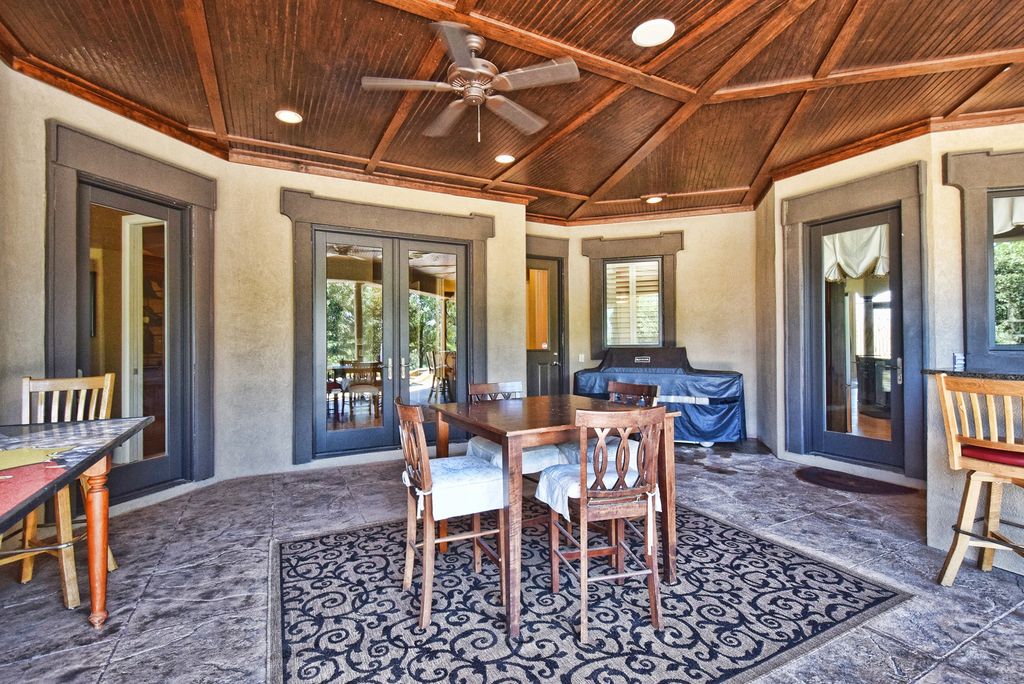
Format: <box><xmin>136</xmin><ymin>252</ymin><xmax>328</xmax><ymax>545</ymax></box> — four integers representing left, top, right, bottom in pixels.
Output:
<box><xmin>923</xmin><ymin>368</ymin><xmax>1024</xmax><ymax>381</ymax></box>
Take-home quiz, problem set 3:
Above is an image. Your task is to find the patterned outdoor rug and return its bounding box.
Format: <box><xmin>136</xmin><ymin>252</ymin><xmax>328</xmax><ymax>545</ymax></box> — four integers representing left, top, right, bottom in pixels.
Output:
<box><xmin>270</xmin><ymin>505</ymin><xmax>907</xmax><ymax>683</ymax></box>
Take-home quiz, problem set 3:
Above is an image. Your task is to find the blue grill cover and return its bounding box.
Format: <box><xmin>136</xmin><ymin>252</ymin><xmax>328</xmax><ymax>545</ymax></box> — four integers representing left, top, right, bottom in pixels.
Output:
<box><xmin>574</xmin><ymin>347</ymin><xmax>746</xmax><ymax>443</ymax></box>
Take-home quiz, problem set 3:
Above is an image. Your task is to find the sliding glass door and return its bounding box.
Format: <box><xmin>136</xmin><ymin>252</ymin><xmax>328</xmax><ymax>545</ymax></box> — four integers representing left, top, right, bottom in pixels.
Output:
<box><xmin>313</xmin><ymin>231</ymin><xmax>466</xmax><ymax>455</ymax></box>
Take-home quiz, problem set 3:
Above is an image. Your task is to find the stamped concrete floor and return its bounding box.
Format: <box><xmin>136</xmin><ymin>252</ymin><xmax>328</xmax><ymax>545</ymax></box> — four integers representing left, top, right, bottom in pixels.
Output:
<box><xmin>1</xmin><ymin>443</ymin><xmax>1022</xmax><ymax>683</ymax></box>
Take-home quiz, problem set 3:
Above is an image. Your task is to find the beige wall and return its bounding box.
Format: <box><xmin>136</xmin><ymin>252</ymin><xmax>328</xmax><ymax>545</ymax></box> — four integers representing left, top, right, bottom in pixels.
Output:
<box><xmin>0</xmin><ymin>64</ymin><xmax>527</xmax><ymax>496</ymax></box>
<box><xmin>526</xmin><ymin>212</ymin><xmax>760</xmax><ymax>438</ymax></box>
<box><xmin>761</xmin><ymin>122</ymin><xmax>1024</xmax><ymax>574</ymax></box>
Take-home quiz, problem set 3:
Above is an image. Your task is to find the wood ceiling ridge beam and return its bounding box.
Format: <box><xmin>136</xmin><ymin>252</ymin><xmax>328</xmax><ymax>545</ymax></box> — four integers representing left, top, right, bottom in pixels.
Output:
<box><xmin>641</xmin><ymin>0</ymin><xmax>764</xmax><ymax>72</ymax></box>
<box><xmin>813</xmin><ymin>0</ymin><xmax>872</xmax><ymax>78</ymax></box>
<box><xmin>365</xmin><ymin>39</ymin><xmax>449</xmax><ymax>173</ymax></box>
<box><xmin>712</xmin><ymin>46</ymin><xmax>1024</xmax><ymax>103</ymax></box>
<box><xmin>567</xmin><ymin>0</ymin><xmax>819</xmax><ymax>220</ymax></box>
<box><xmin>368</xmin><ymin>0</ymin><xmax>696</xmax><ymax>101</ymax></box>
<box><xmin>182</xmin><ymin>0</ymin><xmax>228</xmax><ymax>138</ymax></box>
<box><xmin>14</xmin><ymin>56</ymin><xmax>226</xmax><ymax>158</ymax></box>
<box><xmin>945</xmin><ymin>65</ymin><xmax>1016</xmax><ymax>117</ymax></box>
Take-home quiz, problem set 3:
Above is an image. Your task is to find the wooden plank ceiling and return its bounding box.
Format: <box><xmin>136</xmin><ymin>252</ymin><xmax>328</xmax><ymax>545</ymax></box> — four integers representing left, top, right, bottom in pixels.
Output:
<box><xmin>3</xmin><ymin>0</ymin><xmax>1024</xmax><ymax>225</ymax></box>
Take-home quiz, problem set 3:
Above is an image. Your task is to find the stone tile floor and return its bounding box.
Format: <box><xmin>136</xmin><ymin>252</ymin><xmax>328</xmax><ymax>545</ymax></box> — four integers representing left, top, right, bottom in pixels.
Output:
<box><xmin>1</xmin><ymin>442</ymin><xmax>1022</xmax><ymax>683</ymax></box>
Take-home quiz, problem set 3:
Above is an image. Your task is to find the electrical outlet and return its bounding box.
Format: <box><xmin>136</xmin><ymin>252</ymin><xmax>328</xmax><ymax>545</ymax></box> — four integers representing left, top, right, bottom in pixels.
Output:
<box><xmin>578</xmin><ymin>353</ymin><xmax>585</xmax><ymax>363</ymax></box>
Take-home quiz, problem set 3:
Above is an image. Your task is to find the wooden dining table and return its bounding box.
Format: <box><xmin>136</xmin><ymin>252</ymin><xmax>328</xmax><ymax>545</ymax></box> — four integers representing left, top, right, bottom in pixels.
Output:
<box><xmin>433</xmin><ymin>394</ymin><xmax>678</xmax><ymax>638</ymax></box>
<box><xmin>0</xmin><ymin>417</ymin><xmax>152</xmax><ymax>628</ymax></box>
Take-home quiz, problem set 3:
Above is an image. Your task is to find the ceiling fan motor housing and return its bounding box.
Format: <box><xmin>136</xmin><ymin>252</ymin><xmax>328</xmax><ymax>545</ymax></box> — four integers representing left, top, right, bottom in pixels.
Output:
<box><xmin>447</xmin><ymin>58</ymin><xmax>498</xmax><ymax>105</ymax></box>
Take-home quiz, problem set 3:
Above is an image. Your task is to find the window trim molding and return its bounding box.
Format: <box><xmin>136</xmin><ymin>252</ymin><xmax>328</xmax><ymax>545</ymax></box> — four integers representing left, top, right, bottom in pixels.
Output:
<box><xmin>281</xmin><ymin>189</ymin><xmax>494</xmax><ymax>464</ymax></box>
<box><xmin>581</xmin><ymin>231</ymin><xmax>683</xmax><ymax>359</ymax></box>
<box><xmin>945</xmin><ymin>149</ymin><xmax>1024</xmax><ymax>370</ymax></box>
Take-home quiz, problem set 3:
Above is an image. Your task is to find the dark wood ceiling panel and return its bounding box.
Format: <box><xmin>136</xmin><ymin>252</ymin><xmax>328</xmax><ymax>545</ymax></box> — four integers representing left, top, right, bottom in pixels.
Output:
<box><xmin>771</xmin><ymin>69</ymin><xmax>994</xmax><ymax>169</ymax></box>
<box><xmin>524</xmin><ymin>195</ymin><xmax>584</xmax><ymax>219</ymax></box>
<box><xmin>836</xmin><ymin>0</ymin><xmax>1024</xmax><ymax>71</ymax></box>
<box><xmin>576</xmin><ymin>189</ymin><xmax>748</xmax><ymax>219</ymax></box>
<box><xmin>603</xmin><ymin>94</ymin><xmax>801</xmax><ymax>201</ymax></box>
<box><xmin>0</xmin><ymin>0</ymin><xmax>212</xmax><ymax>127</ymax></box>
<box><xmin>205</xmin><ymin>0</ymin><xmax>436</xmax><ymax>157</ymax></box>
<box><xmin>655</xmin><ymin>0</ymin><xmax>785</xmax><ymax>87</ymax></box>
<box><xmin>382</xmin><ymin>41</ymin><xmax>615</xmax><ymax>179</ymax></box>
<box><xmin>727</xmin><ymin>0</ymin><xmax>853</xmax><ymax>87</ymax></box>
<box><xmin>474</xmin><ymin>0</ymin><xmax>734</xmax><ymax>67</ymax></box>
<box><xmin>961</xmin><ymin>67</ymin><xmax>1024</xmax><ymax>114</ymax></box>
<box><xmin>504</xmin><ymin>89</ymin><xmax>679</xmax><ymax>195</ymax></box>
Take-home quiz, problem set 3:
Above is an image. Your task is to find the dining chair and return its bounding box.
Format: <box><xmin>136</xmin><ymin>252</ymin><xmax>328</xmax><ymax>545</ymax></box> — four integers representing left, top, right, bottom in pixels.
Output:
<box><xmin>934</xmin><ymin>373</ymin><xmax>1024</xmax><ymax>585</ymax></box>
<box><xmin>556</xmin><ymin>381</ymin><xmax>659</xmax><ymax>465</ymax></box>
<box><xmin>466</xmin><ymin>382</ymin><xmax>567</xmax><ymax>474</ymax></box>
<box><xmin>396</xmin><ymin>400</ymin><xmax>507</xmax><ymax>628</ymax></box>
<box><xmin>0</xmin><ymin>373</ymin><xmax>118</xmax><ymax>608</ymax></box>
<box><xmin>348</xmin><ymin>362</ymin><xmax>383</xmax><ymax>417</ymax></box>
<box><xmin>536</xmin><ymin>406</ymin><xmax>665</xmax><ymax>642</ymax></box>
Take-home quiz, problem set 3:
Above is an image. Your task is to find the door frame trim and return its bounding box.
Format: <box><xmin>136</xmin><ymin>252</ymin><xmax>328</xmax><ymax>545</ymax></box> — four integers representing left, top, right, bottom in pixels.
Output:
<box><xmin>781</xmin><ymin>163</ymin><xmax>926</xmax><ymax>479</ymax></box>
<box><xmin>526</xmin><ymin>236</ymin><xmax>570</xmax><ymax>394</ymax></box>
<box><xmin>283</xmin><ymin>189</ymin><xmax>494</xmax><ymax>464</ymax></box>
<box><xmin>44</xmin><ymin>121</ymin><xmax>216</xmax><ymax>492</ymax></box>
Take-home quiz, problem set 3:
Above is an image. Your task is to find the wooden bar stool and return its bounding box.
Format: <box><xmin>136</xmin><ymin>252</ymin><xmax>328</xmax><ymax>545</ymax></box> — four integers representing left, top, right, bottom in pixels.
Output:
<box><xmin>934</xmin><ymin>373</ymin><xmax>1024</xmax><ymax>585</ymax></box>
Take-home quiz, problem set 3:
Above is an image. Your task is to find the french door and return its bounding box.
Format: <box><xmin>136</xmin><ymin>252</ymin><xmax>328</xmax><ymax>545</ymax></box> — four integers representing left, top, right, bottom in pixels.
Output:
<box><xmin>313</xmin><ymin>230</ymin><xmax>467</xmax><ymax>455</ymax></box>
<box><xmin>809</xmin><ymin>207</ymin><xmax>905</xmax><ymax>468</ymax></box>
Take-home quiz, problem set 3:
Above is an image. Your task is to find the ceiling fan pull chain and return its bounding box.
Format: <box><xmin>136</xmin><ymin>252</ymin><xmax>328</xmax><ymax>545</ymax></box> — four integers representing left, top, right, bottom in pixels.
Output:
<box><xmin>477</xmin><ymin>105</ymin><xmax>481</xmax><ymax>143</ymax></box>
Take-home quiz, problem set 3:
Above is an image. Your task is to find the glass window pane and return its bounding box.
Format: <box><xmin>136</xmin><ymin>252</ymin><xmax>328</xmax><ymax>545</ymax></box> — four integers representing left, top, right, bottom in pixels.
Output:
<box><xmin>325</xmin><ymin>243</ymin><xmax>383</xmax><ymax>431</ymax></box>
<box><xmin>407</xmin><ymin>250</ymin><xmax>457</xmax><ymax>404</ymax></box>
<box><xmin>992</xmin><ymin>195</ymin><xmax>1024</xmax><ymax>346</ymax></box>
<box><xmin>526</xmin><ymin>267</ymin><xmax>550</xmax><ymax>351</ymax></box>
<box><xmin>604</xmin><ymin>259</ymin><xmax>661</xmax><ymax>347</ymax></box>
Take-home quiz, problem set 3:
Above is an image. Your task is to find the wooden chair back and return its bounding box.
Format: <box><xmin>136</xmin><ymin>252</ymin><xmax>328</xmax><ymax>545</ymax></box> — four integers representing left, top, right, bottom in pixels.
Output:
<box><xmin>349</xmin><ymin>362</ymin><xmax>382</xmax><ymax>387</ymax></box>
<box><xmin>22</xmin><ymin>373</ymin><xmax>115</xmax><ymax>424</ymax></box>
<box><xmin>396</xmin><ymin>400</ymin><xmax>432</xmax><ymax>493</ymax></box>
<box><xmin>468</xmin><ymin>381</ymin><xmax>524</xmax><ymax>402</ymax></box>
<box><xmin>935</xmin><ymin>373</ymin><xmax>1024</xmax><ymax>473</ymax></box>
<box><xmin>607</xmin><ymin>381</ymin><xmax>658</xmax><ymax>407</ymax></box>
<box><xmin>574</xmin><ymin>407</ymin><xmax>665</xmax><ymax>518</ymax></box>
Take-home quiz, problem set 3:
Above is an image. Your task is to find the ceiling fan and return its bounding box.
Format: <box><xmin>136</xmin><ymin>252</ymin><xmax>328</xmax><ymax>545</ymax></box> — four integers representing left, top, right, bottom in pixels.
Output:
<box><xmin>361</xmin><ymin>21</ymin><xmax>580</xmax><ymax>138</ymax></box>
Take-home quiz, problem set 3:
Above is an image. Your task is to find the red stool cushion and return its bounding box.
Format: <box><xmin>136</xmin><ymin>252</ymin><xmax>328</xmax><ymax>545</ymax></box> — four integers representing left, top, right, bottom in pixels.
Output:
<box><xmin>961</xmin><ymin>444</ymin><xmax>1024</xmax><ymax>468</ymax></box>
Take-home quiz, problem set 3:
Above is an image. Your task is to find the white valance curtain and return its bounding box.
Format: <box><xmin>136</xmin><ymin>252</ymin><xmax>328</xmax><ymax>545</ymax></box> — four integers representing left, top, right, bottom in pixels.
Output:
<box><xmin>822</xmin><ymin>224</ymin><xmax>889</xmax><ymax>282</ymax></box>
<box><xmin>992</xmin><ymin>195</ymin><xmax>1024</xmax><ymax>236</ymax></box>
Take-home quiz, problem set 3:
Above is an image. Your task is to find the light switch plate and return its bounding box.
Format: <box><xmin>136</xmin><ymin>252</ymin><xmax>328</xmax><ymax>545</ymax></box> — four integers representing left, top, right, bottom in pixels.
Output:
<box><xmin>578</xmin><ymin>353</ymin><xmax>585</xmax><ymax>363</ymax></box>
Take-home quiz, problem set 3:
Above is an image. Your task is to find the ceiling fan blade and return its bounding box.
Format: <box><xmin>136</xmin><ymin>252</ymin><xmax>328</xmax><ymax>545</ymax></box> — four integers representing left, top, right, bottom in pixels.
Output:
<box><xmin>491</xmin><ymin>57</ymin><xmax>580</xmax><ymax>91</ymax></box>
<box><xmin>361</xmin><ymin>77</ymin><xmax>453</xmax><ymax>92</ymax></box>
<box><xmin>423</xmin><ymin>100</ymin><xmax>468</xmax><ymax>137</ymax></box>
<box><xmin>485</xmin><ymin>95</ymin><xmax>548</xmax><ymax>135</ymax></box>
<box><xmin>431</xmin><ymin>21</ymin><xmax>475</xmax><ymax>69</ymax></box>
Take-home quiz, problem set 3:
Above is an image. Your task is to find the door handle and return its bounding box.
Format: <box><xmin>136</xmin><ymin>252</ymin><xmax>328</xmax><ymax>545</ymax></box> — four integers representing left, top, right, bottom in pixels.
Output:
<box><xmin>400</xmin><ymin>357</ymin><xmax>407</xmax><ymax>379</ymax></box>
<box><xmin>896</xmin><ymin>357</ymin><xmax>903</xmax><ymax>385</ymax></box>
<box><xmin>550</xmin><ymin>361</ymin><xmax>561</xmax><ymax>367</ymax></box>
<box><xmin>386</xmin><ymin>358</ymin><xmax>393</xmax><ymax>380</ymax></box>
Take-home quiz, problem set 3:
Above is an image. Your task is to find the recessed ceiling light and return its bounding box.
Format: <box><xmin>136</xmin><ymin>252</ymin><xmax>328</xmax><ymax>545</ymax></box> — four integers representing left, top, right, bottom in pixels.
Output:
<box><xmin>645</xmin><ymin>196</ymin><xmax>664</xmax><ymax>204</ymax></box>
<box><xmin>275</xmin><ymin>109</ymin><xmax>303</xmax><ymax>124</ymax></box>
<box><xmin>495</xmin><ymin>154</ymin><xmax>516</xmax><ymax>164</ymax></box>
<box><xmin>632</xmin><ymin>19</ymin><xmax>675</xmax><ymax>48</ymax></box>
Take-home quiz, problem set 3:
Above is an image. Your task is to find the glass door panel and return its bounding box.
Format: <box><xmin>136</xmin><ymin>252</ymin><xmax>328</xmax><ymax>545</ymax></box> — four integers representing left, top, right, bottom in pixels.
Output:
<box><xmin>811</xmin><ymin>208</ymin><xmax>904</xmax><ymax>468</ymax></box>
<box><xmin>315</xmin><ymin>233</ymin><xmax>395</xmax><ymax>454</ymax></box>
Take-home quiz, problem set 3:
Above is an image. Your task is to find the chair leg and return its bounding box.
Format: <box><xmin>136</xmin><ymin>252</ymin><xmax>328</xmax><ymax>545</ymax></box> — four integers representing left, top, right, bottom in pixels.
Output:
<box><xmin>403</xmin><ymin>489</ymin><xmax>417</xmax><ymax>591</ymax></box>
<box><xmin>939</xmin><ymin>471</ymin><xmax>984</xmax><ymax>586</ymax></box>
<box><xmin>613</xmin><ymin>519</ymin><xmax>625</xmax><ymax>585</ymax></box>
<box><xmin>472</xmin><ymin>513</ymin><xmax>482</xmax><ymax>573</ymax></box>
<box><xmin>498</xmin><ymin>509</ymin><xmax>508</xmax><ymax>607</ymax></box>
<box><xmin>78</xmin><ymin>477</ymin><xmax>117</xmax><ymax>571</ymax></box>
<box><xmin>548</xmin><ymin>507</ymin><xmax>560</xmax><ymax>594</ymax></box>
<box><xmin>19</xmin><ymin>506</ymin><xmax>40</xmax><ymax>584</ymax></box>
<box><xmin>419</xmin><ymin>515</ymin><xmax>436</xmax><ymax>628</ymax></box>
<box><xmin>578</xmin><ymin>515</ymin><xmax>589</xmax><ymax>644</ymax></box>
<box><xmin>645</xmin><ymin>508</ymin><xmax>661</xmax><ymax>630</ymax></box>
<box><xmin>980</xmin><ymin>480</ymin><xmax>1004</xmax><ymax>572</ymax></box>
<box><xmin>53</xmin><ymin>487</ymin><xmax>80</xmax><ymax>609</ymax></box>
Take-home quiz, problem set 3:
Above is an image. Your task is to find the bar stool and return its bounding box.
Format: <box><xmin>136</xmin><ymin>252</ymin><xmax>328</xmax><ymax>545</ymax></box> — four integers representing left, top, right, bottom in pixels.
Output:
<box><xmin>934</xmin><ymin>373</ymin><xmax>1024</xmax><ymax>585</ymax></box>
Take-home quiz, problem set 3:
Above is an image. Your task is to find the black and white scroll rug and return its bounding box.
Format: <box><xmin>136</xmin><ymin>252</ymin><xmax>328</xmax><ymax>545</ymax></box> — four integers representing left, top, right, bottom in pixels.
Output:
<box><xmin>270</xmin><ymin>506</ymin><xmax>907</xmax><ymax>683</ymax></box>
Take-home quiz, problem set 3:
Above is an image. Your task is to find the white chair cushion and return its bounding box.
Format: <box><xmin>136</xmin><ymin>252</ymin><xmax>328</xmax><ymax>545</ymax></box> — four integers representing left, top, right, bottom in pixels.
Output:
<box><xmin>401</xmin><ymin>455</ymin><xmax>504</xmax><ymax>521</ymax></box>
<box><xmin>536</xmin><ymin>462</ymin><xmax>661</xmax><ymax>521</ymax></box>
<box><xmin>557</xmin><ymin>437</ymin><xmax>640</xmax><ymax>465</ymax></box>
<box><xmin>466</xmin><ymin>436</ymin><xmax>568</xmax><ymax>474</ymax></box>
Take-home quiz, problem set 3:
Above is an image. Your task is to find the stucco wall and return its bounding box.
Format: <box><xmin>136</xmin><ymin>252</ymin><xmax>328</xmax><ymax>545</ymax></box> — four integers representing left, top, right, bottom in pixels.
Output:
<box><xmin>526</xmin><ymin>212</ymin><xmax>760</xmax><ymax>439</ymax></box>
<box><xmin>0</xmin><ymin>64</ymin><xmax>527</xmax><ymax>496</ymax></box>
<box><xmin>761</xmin><ymin>122</ymin><xmax>1024</xmax><ymax>574</ymax></box>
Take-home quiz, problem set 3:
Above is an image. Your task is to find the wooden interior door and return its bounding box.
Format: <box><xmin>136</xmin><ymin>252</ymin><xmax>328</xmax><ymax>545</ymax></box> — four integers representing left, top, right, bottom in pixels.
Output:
<box><xmin>526</xmin><ymin>257</ymin><xmax>564</xmax><ymax>395</ymax></box>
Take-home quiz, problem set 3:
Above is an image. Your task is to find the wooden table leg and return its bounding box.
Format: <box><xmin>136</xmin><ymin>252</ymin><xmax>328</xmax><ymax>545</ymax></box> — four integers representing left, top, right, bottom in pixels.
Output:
<box><xmin>658</xmin><ymin>416</ymin><xmax>677</xmax><ymax>583</ymax></box>
<box><xmin>436</xmin><ymin>413</ymin><xmax>450</xmax><ymax>553</ymax></box>
<box><xmin>501</xmin><ymin>435</ymin><xmax>523</xmax><ymax>638</ymax></box>
<box><xmin>84</xmin><ymin>456</ymin><xmax>112</xmax><ymax>629</ymax></box>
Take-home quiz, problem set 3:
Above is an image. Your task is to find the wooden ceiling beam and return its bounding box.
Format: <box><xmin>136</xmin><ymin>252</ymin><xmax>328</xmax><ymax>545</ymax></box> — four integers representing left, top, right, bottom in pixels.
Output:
<box><xmin>369</xmin><ymin>0</ymin><xmax>697</xmax><ymax>102</ymax></box>
<box><xmin>813</xmin><ymin>0</ymin><xmax>872</xmax><ymax>78</ymax></box>
<box><xmin>568</xmin><ymin>0</ymin><xmax>818</xmax><ymax>220</ymax></box>
<box><xmin>365</xmin><ymin>38</ymin><xmax>449</xmax><ymax>173</ymax></box>
<box><xmin>712</xmin><ymin>46</ymin><xmax>1024</xmax><ymax>103</ymax></box>
<box><xmin>641</xmin><ymin>0</ymin><xmax>763</xmax><ymax>73</ymax></box>
<box><xmin>0</xmin><ymin>17</ymin><xmax>28</xmax><ymax>63</ymax></box>
<box><xmin>182</xmin><ymin>0</ymin><xmax>228</xmax><ymax>138</ymax></box>
<box><xmin>945</xmin><ymin>65</ymin><xmax>1016</xmax><ymax>117</ymax></box>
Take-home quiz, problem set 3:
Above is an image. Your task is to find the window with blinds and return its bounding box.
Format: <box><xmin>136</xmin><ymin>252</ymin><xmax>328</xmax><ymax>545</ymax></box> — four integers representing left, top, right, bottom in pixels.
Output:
<box><xmin>604</xmin><ymin>258</ymin><xmax>662</xmax><ymax>347</ymax></box>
